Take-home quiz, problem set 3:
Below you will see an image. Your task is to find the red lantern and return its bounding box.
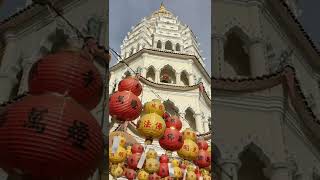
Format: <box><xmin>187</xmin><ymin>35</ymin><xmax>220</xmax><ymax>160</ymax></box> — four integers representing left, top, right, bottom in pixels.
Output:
<box><xmin>125</xmin><ymin>168</ymin><xmax>136</xmax><ymax>180</ymax></box>
<box><xmin>118</xmin><ymin>76</ymin><xmax>142</xmax><ymax>96</ymax></box>
<box><xmin>109</xmin><ymin>91</ymin><xmax>142</xmax><ymax>121</ymax></box>
<box><xmin>197</xmin><ymin>139</ymin><xmax>209</xmax><ymax>150</ymax></box>
<box><xmin>0</xmin><ymin>93</ymin><xmax>103</xmax><ymax>179</ymax></box>
<box><xmin>149</xmin><ymin>173</ymin><xmax>161</xmax><ymax>180</ymax></box>
<box><xmin>195</xmin><ymin>167</ymin><xmax>201</xmax><ymax>180</ymax></box>
<box><xmin>28</xmin><ymin>51</ymin><xmax>103</xmax><ymax>110</ymax></box>
<box><xmin>165</xmin><ymin>115</ymin><xmax>182</xmax><ymax>130</ymax></box>
<box><xmin>132</xmin><ymin>143</ymin><xmax>144</xmax><ymax>154</ymax></box>
<box><xmin>163</xmin><ymin>112</ymin><xmax>170</xmax><ymax>119</ymax></box>
<box><xmin>158</xmin><ymin>154</ymin><xmax>169</xmax><ymax>178</ymax></box>
<box><xmin>159</xmin><ymin>128</ymin><xmax>183</xmax><ymax>151</ymax></box>
<box><xmin>127</xmin><ymin>153</ymin><xmax>142</xmax><ymax>170</ymax></box>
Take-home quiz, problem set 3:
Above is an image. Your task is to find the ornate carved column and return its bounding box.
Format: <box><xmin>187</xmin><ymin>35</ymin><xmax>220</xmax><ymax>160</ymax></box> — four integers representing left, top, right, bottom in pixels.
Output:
<box><xmin>176</xmin><ymin>71</ymin><xmax>181</xmax><ymax>85</ymax></box>
<box><xmin>212</xmin><ymin>33</ymin><xmax>226</xmax><ymax>77</ymax></box>
<box><xmin>269</xmin><ymin>162</ymin><xmax>291</xmax><ymax>180</ymax></box>
<box><xmin>193</xmin><ymin>113</ymin><xmax>204</xmax><ymax>133</ymax></box>
<box><xmin>219</xmin><ymin>158</ymin><xmax>241</xmax><ymax>180</ymax></box>
<box><xmin>248</xmin><ymin>39</ymin><xmax>267</xmax><ymax>77</ymax></box>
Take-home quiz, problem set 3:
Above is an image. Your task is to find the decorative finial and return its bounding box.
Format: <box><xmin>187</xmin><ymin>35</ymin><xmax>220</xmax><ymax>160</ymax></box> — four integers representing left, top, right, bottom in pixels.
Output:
<box><xmin>159</xmin><ymin>2</ymin><xmax>166</xmax><ymax>11</ymax></box>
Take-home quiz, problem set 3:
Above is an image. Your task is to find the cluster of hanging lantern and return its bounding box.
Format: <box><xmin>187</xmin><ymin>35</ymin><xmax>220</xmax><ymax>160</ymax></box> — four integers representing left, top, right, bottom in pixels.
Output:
<box><xmin>0</xmin><ymin>39</ymin><xmax>107</xmax><ymax>179</ymax></box>
<box><xmin>108</xmin><ymin>74</ymin><xmax>212</xmax><ymax>180</ymax></box>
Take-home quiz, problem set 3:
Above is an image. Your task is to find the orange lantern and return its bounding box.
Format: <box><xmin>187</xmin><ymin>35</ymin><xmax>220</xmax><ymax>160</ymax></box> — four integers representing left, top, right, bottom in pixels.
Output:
<box><xmin>143</xmin><ymin>99</ymin><xmax>165</xmax><ymax>117</ymax></box>
<box><xmin>137</xmin><ymin>113</ymin><xmax>166</xmax><ymax>144</ymax></box>
<box><xmin>177</xmin><ymin>128</ymin><xmax>199</xmax><ymax>161</ymax></box>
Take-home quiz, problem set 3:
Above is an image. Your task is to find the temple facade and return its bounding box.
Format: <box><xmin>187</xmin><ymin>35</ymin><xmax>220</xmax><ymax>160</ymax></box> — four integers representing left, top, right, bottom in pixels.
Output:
<box><xmin>213</xmin><ymin>0</ymin><xmax>320</xmax><ymax>179</ymax></box>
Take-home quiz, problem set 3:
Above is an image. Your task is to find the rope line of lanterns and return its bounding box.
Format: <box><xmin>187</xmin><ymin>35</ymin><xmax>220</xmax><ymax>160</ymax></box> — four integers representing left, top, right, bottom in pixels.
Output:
<box><xmin>22</xmin><ymin>2</ymin><xmax>216</xmax><ymax>180</ymax></box>
<box><xmin>108</xmin><ymin>74</ymin><xmax>212</xmax><ymax>180</ymax></box>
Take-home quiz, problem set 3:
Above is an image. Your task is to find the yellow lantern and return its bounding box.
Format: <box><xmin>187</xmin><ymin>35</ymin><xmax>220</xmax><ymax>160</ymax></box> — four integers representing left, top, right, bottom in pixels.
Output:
<box><xmin>137</xmin><ymin>169</ymin><xmax>149</xmax><ymax>180</ymax></box>
<box><xmin>109</xmin><ymin>146</ymin><xmax>127</xmax><ymax>164</ymax></box>
<box><xmin>126</xmin><ymin>145</ymin><xmax>132</xmax><ymax>157</ymax></box>
<box><xmin>201</xmin><ymin>169</ymin><xmax>211</xmax><ymax>180</ymax></box>
<box><xmin>171</xmin><ymin>159</ymin><xmax>183</xmax><ymax>178</ymax></box>
<box><xmin>186</xmin><ymin>165</ymin><xmax>196</xmax><ymax>180</ymax></box>
<box><xmin>143</xmin><ymin>99</ymin><xmax>165</xmax><ymax>117</ymax></box>
<box><xmin>145</xmin><ymin>149</ymin><xmax>160</xmax><ymax>173</ymax></box>
<box><xmin>137</xmin><ymin>113</ymin><xmax>166</xmax><ymax>144</ymax></box>
<box><xmin>110</xmin><ymin>164</ymin><xmax>124</xmax><ymax>178</ymax></box>
<box><xmin>177</xmin><ymin>128</ymin><xmax>199</xmax><ymax>161</ymax></box>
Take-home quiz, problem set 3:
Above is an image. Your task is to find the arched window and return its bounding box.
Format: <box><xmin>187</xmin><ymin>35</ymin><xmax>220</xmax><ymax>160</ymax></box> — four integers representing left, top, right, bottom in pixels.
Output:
<box><xmin>184</xmin><ymin>108</ymin><xmax>196</xmax><ymax>130</ymax></box>
<box><xmin>180</xmin><ymin>71</ymin><xmax>189</xmax><ymax>85</ymax></box>
<box><xmin>160</xmin><ymin>65</ymin><xmax>176</xmax><ymax>84</ymax></box>
<box><xmin>157</xmin><ymin>40</ymin><xmax>162</xmax><ymax>49</ymax></box>
<box><xmin>238</xmin><ymin>143</ymin><xmax>270</xmax><ymax>180</ymax></box>
<box><xmin>176</xmin><ymin>43</ymin><xmax>181</xmax><ymax>51</ymax></box>
<box><xmin>224</xmin><ymin>27</ymin><xmax>251</xmax><ymax>76</ymax></box>
<box><xmin>146</xmin><ymin>66</ymin><xmax>155</xmax><ymax>81</ymax></box>
<box><xmin>163</xmin><ymin>100</ymin><xmax>179</xmax><ymax>116</ymax></box>
<box><xmin>165</xmin><ymin>41</ymin><xmax>172</xmax><ymax>50</ymax></box>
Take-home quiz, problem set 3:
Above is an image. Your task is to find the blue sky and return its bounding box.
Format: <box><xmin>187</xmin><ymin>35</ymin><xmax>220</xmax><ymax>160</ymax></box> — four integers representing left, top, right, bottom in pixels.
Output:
<box><xmin>109</xmin><ymin>0</ymin><xmax>211</xmax><ymax>74</ymax></box>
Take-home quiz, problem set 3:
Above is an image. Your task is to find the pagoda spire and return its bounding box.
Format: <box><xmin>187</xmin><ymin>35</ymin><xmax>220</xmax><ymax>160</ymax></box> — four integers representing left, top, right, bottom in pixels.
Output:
<box><xmin>159</xmin><ymin>2</ymin><xmax>166</xmax><ymax>11</ymax></box>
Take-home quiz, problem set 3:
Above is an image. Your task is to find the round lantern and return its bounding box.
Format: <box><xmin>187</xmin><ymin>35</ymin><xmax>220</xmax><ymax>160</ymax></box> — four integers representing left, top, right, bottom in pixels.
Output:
<box><xmin>137</xmin><ymin>169</ymin><xmax>149</xmax><ymax>180</ymax></box>
<box><xmin>159</xmin><ymin>127</ymin><xmax>183</xmax><ymax>151</ymax></box>
<box><xmin>177</xmin><ymin>129</ymin><xmax>199</xmax><ymax>161</ymax></box>
<box><xmin>28</xmin><ymin>51</ymin><xmax>103</xmax><ymax>110</ymax></box>
<box><xmin>118</xmin><ymin>76</ymin><xmax>142</xmax><ymax>96</ymax></box>
<box><xmin>158</xmin><ymin>154</ymin><xmax>169</xmax><ymax>178</ymax></box>
<box><xmin>149</xmin><ymin>173</ymin><xmax>161</xmax><ymax>180</ymax></box>
<box><xmin>109</xmin><ymin>144</ymin><xmax>127</xmax><ymax>164</ymax></box>
<box><xmin>125</xmin><ymin>168</ymin><xmax>136</xmax><ymax>180</ymax></box>
<box><xmin>132</xmin><ymin>143</ymin><xmax>144</xmax><ymax>154</ymax></box>
<box><xmin>194</xmin><ymin>139</ymin><xmax>210</xmax><ymax>168</ymax></box>
<box><xmin>109</xmin><ymin>90</ymin><xmax>142</xmax><ymax>121</ymax></box>
<box><xmin>0</xmin><ymin>93</ymin><xmax>103</xmax><ymax>179</ymax></box>
<box><xmin>145</xmin><ymin>149</ymin><xmax>160</xmax><ymax>173</ymax></box>
<box><xmin>109</xmin><ymin>131</ymin><xmax>138</xmax><ymax>147</ymax></box>
<box><xmin>137</xmin><ymin>113</ymin><xmax>166</xmax><ymax>144</ymax></box>
<box><xmin>171</xmin><ymin>159</ymin><xmax>183</xmax><ymax>179</ymax></box>
<box><xmin>143</xmin><ymin>99</ymin><xmax>165</xmax><ymax>117</ymax></box>
<box><xmin>186</xmin><ymin>165</ymin><xmax>196</xmax><ymax>180</ymax></box>
<box><xmin>165</xmin><ymin>115</ymin><xmax>182</xmax><ymax>130</ymax></box>
<box><xmin>110</xmin><ymin>164</ymin><xmax>124</xmax><ymax>179</ymax></box>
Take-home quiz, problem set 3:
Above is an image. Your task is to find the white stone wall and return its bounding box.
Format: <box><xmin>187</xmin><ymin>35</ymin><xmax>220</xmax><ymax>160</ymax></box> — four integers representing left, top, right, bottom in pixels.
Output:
<box><xmin>213</xmin><ymin>1</ymin><xmax>320</xmax><ymax>179</ymax></box>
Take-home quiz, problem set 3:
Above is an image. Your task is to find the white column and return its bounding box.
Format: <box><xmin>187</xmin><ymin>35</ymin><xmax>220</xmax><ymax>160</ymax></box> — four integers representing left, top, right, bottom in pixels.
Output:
<box><xmin>193</xmin><ymin>113</ymin><xmax>204</xmax><ymax>133</ymax></box>
<box><xmin>270</xmin><ymin>162</ymin><xmax>291</xmax><ymax>180</ymax></box>
<box><xmin>18</xmin><ymin>57</ymin><xmax>39</xmax><ymax>94</ymax></box>
<box><xmin>248</xmin><ymin>39</ymin><xmax>266</xmax><ymax>77</ymax></box>
<box><xmin>176</xmin><ymin>72</ymin><xmax>181</xmax><ymax>85</ymax></box>
<box><xmin>213</xmin><ymin>33</ymin><xmax>226</xmax><ymax>77</ymax></box>
<box><xmin>155</xmin><ymin>69</ymin><xmax>160</xmax><ymax>83</ymax></box>
<box><xmin>188</xmin><ymin>73</ymin><xmax>194</xmax><ymax>85</ymax></box>
<box><xmin>142</xmin><ymin>68</ymin><xmax>147</xmax><ymax>78</ymax></box>
<box><xmin>219</xmin><ymin>158</ymin><xmax>241</xmax><ymax>180</ymax></box>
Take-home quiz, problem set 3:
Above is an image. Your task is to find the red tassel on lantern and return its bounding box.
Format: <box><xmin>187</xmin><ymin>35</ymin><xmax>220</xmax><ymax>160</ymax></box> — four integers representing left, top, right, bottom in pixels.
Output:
<box><xmin>109</xmin><ymin>91</ymin><xmax>142</xmax><ymax>121</ymax></box>
<box><xmin>0</xmin><ymin>93</ymin><xmax>104</xmax><ymax>179</ymax></box>
<box><xmin>28</xmin><ymin>51</ymin><xmax>103</xmax><ymax>110</ymax></box>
